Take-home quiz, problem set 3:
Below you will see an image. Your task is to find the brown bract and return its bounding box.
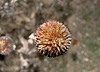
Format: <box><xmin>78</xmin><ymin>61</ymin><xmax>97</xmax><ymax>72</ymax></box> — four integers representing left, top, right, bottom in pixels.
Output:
<box><xmin>0</xmin><ymin>36</ymin><xmax>14</xmax><ymax>55</ymax></box>
<box><xmin>36</xmin><ymin>21</ymin><xmax>71</xmax><ymax>57</ymax></box>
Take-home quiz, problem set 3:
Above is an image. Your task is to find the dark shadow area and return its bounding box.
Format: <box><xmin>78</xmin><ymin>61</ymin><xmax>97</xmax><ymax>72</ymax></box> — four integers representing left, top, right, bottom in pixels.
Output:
<box><xmin>71</xmin><ymin>52</ymin><xmax>78</xmax><ymax>61</ymax></box>
<box><xmin>0</xmin><ymin>54</ymin><xmax>5</xmax><ymax>61</ymax></box>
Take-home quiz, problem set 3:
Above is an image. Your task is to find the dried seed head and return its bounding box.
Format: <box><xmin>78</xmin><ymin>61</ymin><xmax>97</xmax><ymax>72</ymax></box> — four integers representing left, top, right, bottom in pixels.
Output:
<box><xmin>36</xmin><ymin>21</ymin><xmax>71</xmax><ymax>57</ymax></box>
<box><xmin>0</xmin><ymin>36</ymin><xmax>14</xmax><ymax>55</ymax></box>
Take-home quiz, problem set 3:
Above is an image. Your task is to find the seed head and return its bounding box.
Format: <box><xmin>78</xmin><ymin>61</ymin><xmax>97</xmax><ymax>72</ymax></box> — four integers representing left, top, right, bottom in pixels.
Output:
<box><xmin>0</xmin><ymin>36</ymin><xmax>14</xmax><ymax>55</ymax></box>
<box><xmin>36</xmin><ymin>21</ymin><xmax>71</xmax><ymax>57</ymax></box>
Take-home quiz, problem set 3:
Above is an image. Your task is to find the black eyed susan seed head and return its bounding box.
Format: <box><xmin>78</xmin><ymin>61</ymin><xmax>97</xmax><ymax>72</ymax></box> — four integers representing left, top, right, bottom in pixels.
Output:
<box><xmin>0</xmin><ymin>36</ymin><xmax>14</xmax><ymax>55</ymax></box>
<box><xmin>36</xmin><ymin>21</ymin><xmax>71</xmax><ymax>57</ymax></box>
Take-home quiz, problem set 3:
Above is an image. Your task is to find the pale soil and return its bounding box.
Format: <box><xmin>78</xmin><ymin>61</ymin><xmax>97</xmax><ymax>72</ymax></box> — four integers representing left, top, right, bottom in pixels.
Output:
<box><xmin>0</xmin><ymin>0</ymin><xmax>100</xmax><ymax>72</ymax></box>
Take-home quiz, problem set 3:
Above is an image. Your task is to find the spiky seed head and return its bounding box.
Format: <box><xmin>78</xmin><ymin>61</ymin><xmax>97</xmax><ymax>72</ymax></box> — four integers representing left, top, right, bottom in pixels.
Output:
<box><xmin>0</xmin><ymin>36</ymin><xmax>14</xmax><ymax>55</ymax></box>
<box><xmin>36</xmin><ymin>21</ymin><xmax>71</xmax><ymax>57</ymax></box>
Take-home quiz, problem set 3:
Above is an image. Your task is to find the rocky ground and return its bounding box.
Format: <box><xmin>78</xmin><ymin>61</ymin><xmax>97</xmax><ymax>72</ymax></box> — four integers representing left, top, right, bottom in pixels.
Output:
<box><xmin>0</xmin><ymin>0</ymin><xmax>100</xmax><ymax>72</ymax></box>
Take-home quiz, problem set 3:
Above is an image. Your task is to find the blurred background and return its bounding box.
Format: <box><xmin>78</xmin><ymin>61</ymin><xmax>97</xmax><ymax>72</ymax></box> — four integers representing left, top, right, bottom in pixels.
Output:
<box><xmin>0</xmin><ymin>0</ymin><xmax>100</xmax><ymax>72</ymax></box>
